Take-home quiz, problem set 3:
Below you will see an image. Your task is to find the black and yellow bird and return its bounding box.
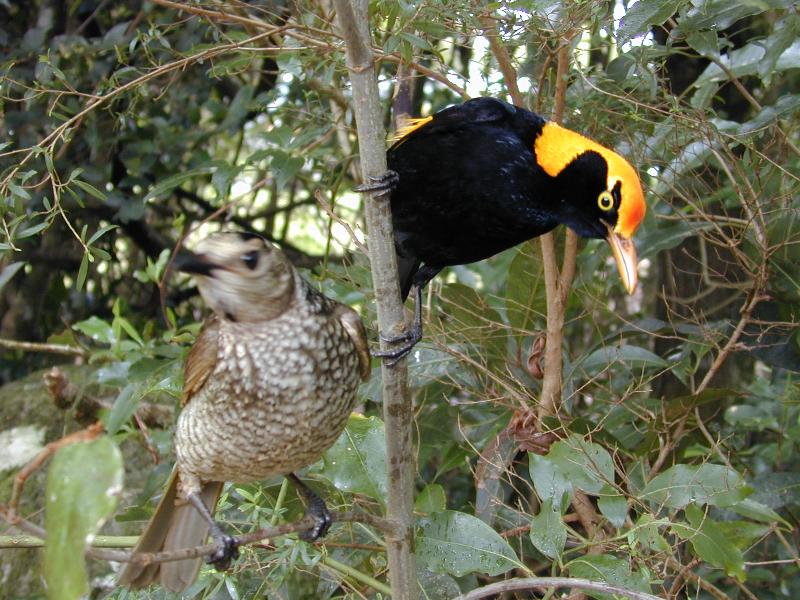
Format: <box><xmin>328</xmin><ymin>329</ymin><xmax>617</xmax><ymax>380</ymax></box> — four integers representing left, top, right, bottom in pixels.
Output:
<box><xmin>361</xmin><ymin>97</ymin><xmax>646</xmax><ymax>360</ymax></box>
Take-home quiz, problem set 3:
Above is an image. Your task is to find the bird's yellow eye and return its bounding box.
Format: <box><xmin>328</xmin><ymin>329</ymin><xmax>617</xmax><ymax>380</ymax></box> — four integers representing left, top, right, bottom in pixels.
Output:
<box><xmin>598</xmin><ymin>191</ymin><xmax>614</xmax><ymax>212</ymax></box>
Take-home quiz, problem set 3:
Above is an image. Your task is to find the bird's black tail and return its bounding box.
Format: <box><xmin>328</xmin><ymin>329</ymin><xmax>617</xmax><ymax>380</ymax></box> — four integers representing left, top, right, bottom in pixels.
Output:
<box><xmin>397</xmin><ymin>256</ymin><xmax>420</xmax><ymax>301</ymax></box>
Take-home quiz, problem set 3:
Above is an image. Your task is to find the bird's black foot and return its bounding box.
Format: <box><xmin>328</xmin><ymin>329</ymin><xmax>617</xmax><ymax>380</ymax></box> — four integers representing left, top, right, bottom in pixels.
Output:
<box><xmin>354</xmin><ymin>170</ymin><xmax>399</xmax><ymax>196</ymax></box>
<box><xmin>206</xmin><ymin>530</ymin><xmax>240</xmax><ymax>570</ymax></box>
<box><xmin>372</xmin><ymin>281</ymin><xmax>424</xmax><ymax>366</ymax></box>
<box><xmin>187</xmin><ymin>491</ymin><xmax>240</xmax><ymax>571</ymax></box>
<box><xmin>289</xmin><ymin>473</ymin><xmax>333</xmax><ymax>542</ymax></box>
<box><xmin>372</xmin><ymin>323</ymin><xmax>423</xmax><ymax>365</ymax></box>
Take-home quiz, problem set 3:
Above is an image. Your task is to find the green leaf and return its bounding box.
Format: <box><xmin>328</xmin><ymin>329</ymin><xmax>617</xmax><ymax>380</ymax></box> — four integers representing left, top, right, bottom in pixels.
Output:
<box><xmin>628</xmin><ymin>514</ymin><xmax>671</xmax><ymax>554</ymax></box>
<box><xmin>693</xmin><ymin>39</ymin><xmax>800</xmax><ymax>88</ymax></box>
<box><xmin>529</xmin><ymin>498</ymin><xmax>567</xmax><ymax>560</ymax></box>
<box><xmin>617</xmin><ymin>0</ymin><xmax>681</xmax><ymax>45</ymax></box>
<box><xmin>578</xmin><ymin>345</ymin><xmax>668</xmax><ymax>374</ymax></box>
<box><xmin>322</xmin><ymin>415</ymin><xmax>387</xmax><ymax>505</ymax></box>
<box><xmin>8</xmin><ymin>181</ymin><xmax>32</xmax><ymax>201</ymax></box>
<box><xmin>677</xmin><ymin>504</ymin><xmax>745</xmax><ymax>581</ymax></box>
<box><xmin>566</xmin><ymin>553</ymin><xmax>653</xmax><ymax>600</ymax></box>
<box><xmin>143</xmin><ymin>166</ymin><xmax>216</xmax><ymax>202</ymax></box>
<box><xmin>758</xmin><ymin>16</ymin><xmax>799</xmax><ymax>82</ymax></box>
<box><xmin>415</xmin><ymin>483</ymin><xmax>447</xmax><ymax>514</ymax></box>
<box><xmin>597</xmin><ymin>487</ymin><xmax>628</xmax><ymax>528</ymax></box>
<box><xmin>73</xmin><ymin>316</ymin><xmax>115</xmax><ymax>344</ymax></box>
<box><xmin>17</xmin><ymin>220</ymin><xmax>50</xmax><ymax>239</ymax></box>
<box><xmin>641</xmin><ymin>464</ymin><xmax>748</xmax><ymax>509</ymax></box>
<box><xmin>417</xmin><ymin>510</ymin><xmax>519</xmax><ymax>577</ymax></box>
<box><xmin>663</xmin><ymin>388</ymin><xmax>739</xmax><ymax>420</ymax></box>
<box><xmin>749</xmin><ymin>472</ymin><xmax>800</xmax><ymax>510</ymax></box>
<box><xmin>271</xmin><ymin>150</ymin><xmax>304</xmax><ymax>189</ymax></box>
<box><xmin>73</xmin><ymin>179</ymin><xmax>107</xmax><ymax>202</ymax></box>
<box><xmin>545</xmin><ymin>435</ymin><xmax>615</xmax><ymax>496</ymax></box>
<box><xmin>686</xmin><ymin>30</ymin><xmax>720</xmax><ymax>58</ymax></box>
<box><xmin>87</xmin><ymin>224</ymin><xmax>118</xmax><ymax>246</ymax></box>
<box><xmin>529</xmin><ymin>453</ymin><xmax>572</xmax><ymax>510</ymax></box>
<box><xmin>44</xmin><ymin>437</ymin><xmax>123</xmax><ymax>600</ymax></box>
<box><xmin>76</xmin><ymin>253</ymin><xmax>89</xmax><ymax>292</ymax></box>
<box><xmin>221</xmin><ymin>84</ymin><xmax>254</xmax><ymax>131</ymax></box>
<box><xmin>105</xmin><ymin>382</ymin><xmax>141</xmax><ymax>435</ymax></box>
<box><xmin>212</xmin><ymin>164</ymin><xmax>239</xmax><ymax>200</ymax></box>
<box><xmin>0</xmin><ymin>261</ymin><xmax>25</xmax><ymax>293</ymax></box>
<box><xmin>640</xmin><ymin>221</ymin><xmax>713</xmax><ymax>259</ymax></box>
<box><xmin>505</xmin><ymin>243</ymin><xmax>546</xmax><ymax>334</ymax></box>
<box><xmin>728</xmin><ymin>497</ymin><xmax>788</xmax><ymax>526</ymax></box>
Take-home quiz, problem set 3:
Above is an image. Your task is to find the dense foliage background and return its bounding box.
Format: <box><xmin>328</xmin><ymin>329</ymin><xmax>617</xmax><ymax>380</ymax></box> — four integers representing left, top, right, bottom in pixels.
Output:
<box><xmin>1</xmin><ymin>0</ymin><xmax>799</xmax><ymax>598</ymax></box>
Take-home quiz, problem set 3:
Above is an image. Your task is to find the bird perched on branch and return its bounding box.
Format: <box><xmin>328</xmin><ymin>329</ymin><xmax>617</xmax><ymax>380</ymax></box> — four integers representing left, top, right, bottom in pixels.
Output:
<box><xmin>359</xmin><ymin>97</ymin><xmax>646</xmax><ymax>361</ymax></box>
<box><xmin>118</xmin><ymin>232</ymin><xmax>370</xmax><ymax>592</ymax></box>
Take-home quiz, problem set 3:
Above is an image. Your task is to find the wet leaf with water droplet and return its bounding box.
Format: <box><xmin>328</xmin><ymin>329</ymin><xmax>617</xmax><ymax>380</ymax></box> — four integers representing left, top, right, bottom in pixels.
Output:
<box><xmin>321</xmin><ymin>415</ymin><xmax>387</xmax><ymax>505</ymax></box>
<box><xmin>641</xmin><ymin>464</ymin><xmax>747</xmax><ymax>509</ymax></box>
<box><xmin>529</xmin><ymin>497</ymin><xmax>567</xmax><ymax>559</ymax></box>
<box><xmin>417</xmin><ymin>510</ymin><xmax>519</xmax><ymax>577</ymax></box>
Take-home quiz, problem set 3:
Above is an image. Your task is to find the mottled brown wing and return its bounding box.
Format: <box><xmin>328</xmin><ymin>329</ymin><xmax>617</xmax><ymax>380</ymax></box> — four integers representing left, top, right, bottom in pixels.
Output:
<box><xmin>335</xmin><ymin>305</ymin><xmax>371</xmax><ymax>381</ymax></box>
<box><xmin>181</xmin><ymin>316</ymin><xmax>220</xmax><ymax>406</ymax></box>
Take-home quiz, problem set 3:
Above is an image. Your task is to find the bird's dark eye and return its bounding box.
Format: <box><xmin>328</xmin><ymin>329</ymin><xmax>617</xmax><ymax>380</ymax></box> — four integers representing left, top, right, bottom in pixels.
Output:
<box><xmin>597</xmin><ymin>191</ymin><xmax>614</xmax><ymax>212</ymax></box>
<box><xmin>241</xmin><ymin>250</ymin><xmax>260</xmax><ymax>270</ymax></box>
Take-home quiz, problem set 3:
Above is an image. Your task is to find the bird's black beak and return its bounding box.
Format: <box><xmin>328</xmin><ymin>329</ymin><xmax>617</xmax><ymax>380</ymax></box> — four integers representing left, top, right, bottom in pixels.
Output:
<box><xmin>173</xmin><ymin>250</ymin><xmax>218</xmax><ymax>276</ymax></box>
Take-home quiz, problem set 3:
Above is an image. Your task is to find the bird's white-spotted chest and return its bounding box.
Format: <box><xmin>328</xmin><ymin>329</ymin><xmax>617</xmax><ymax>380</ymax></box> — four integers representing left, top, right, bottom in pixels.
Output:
<box><xmin>175</xmin><ymin>308</ymin><xmax>362</xmax><ymax>484</ymax></box>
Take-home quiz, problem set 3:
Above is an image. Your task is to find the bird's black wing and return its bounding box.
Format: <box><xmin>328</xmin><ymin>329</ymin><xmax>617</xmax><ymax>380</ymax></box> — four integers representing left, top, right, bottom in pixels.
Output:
<box><xmin>390</xmin><ymin>97</ymin><xmax>523</xmax><ymax>151</ymax></box>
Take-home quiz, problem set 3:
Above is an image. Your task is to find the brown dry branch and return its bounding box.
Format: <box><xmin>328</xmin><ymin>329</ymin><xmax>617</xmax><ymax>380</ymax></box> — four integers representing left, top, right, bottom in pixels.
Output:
<box><xmin>330</xmin><ymin>0</ymin><xmax>417</xmax><ymax>598</ymax></box>
<box><xmin>5</xmin><ymin>422</ymin><xmax>104</xmax><ymax>525</ymax></box>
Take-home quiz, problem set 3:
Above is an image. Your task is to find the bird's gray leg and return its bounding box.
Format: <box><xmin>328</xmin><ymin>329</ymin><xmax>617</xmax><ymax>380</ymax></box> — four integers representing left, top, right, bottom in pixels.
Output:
<box><xmin>353</xmin><ymin>170</ymin><xmax>399</xmax><ymax>196</ymax></box>
<box><xmin>288</xmin><ymin>473</ymin><xmax>332</xmax><ymax>541</ymax></box>
<box><xmin>186</xmin><ymin>492</ymin><xmax>240</xmax><ymax>569</ymax></box>
<box><xmin>372</xmin><ymin>282</ymin><xmax>423</xmax><ymax>365</ymax></box>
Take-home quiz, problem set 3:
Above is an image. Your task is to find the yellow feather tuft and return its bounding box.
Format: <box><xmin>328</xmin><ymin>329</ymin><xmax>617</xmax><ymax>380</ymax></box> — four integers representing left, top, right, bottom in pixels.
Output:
<box><xmin>390</xmin><ymin>115</ymin><xmax>433</xmax><ymax>143</ymax></box>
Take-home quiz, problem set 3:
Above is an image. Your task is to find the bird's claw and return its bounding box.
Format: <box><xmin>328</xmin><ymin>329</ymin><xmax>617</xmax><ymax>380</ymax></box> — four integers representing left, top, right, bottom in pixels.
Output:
<box><xmin>372</xmin><ymin>325</ymin><xmax>423</xmax><ymax>365</ymax></box>
<box><xmin>354</xmin><ymin>170</ymin><xmax>399</xmax><ymax>196</ymax></box>
<box><xmin>206</xmin><ymin>533</ymin><xmax>240</xmax><ymax>570</ymax></box>
<box><xmin>300</xmin><ymin>507</ymin><xmax>332</xmax><ymax>542</ymax></box>
<box><xmin>379</xmin><ymin>328</ymin><xmax>418</xmax><ymax>345</ymax></box>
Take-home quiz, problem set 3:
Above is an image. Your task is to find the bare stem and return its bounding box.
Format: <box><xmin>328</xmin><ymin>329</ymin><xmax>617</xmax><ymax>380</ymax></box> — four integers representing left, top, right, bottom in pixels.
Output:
<box><xmin>331</xmin><ymin>0</ymin><xmax>417</xmax><ymax>598</ymax></box>
<box><xmin>454</xmin><ymin>576</ymin><xmax>662</xmax><ymax>600</ymax></box>
<box><xmin>0</xmin><ymin>338</ymin><xmax>86</xmax><ymax>356</ymax></box>
<box><xmin>0</xmin><ymin>505</ymin><xmax>395</xmax><ymax>564</ymax></box>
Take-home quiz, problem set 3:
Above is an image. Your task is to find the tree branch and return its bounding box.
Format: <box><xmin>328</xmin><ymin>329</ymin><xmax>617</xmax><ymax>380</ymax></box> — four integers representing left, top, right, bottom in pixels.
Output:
<box><xmin>331</xmin><ymin>1</ymin><xmax>417</xmax><ymax>598</ymax></box>
<box><xmin>0</xmin><ymin>338</ymin><xmax>86</xmax><ymax>356</ymax></box>
<box><xmin>0</xmin><ymin>505</ymin><xmax>394</xmax><ymax>564</ymax></box>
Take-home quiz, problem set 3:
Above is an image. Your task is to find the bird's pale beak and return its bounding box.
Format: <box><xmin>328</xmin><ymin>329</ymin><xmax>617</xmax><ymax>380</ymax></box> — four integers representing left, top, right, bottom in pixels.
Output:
<box><xmin>605</xmin><ymin>225</ymin><xmax>638</xmax><ymax>294</ymax></box>
<box><xmin>174</xmin><ymin>250</ymin><xmax>218</xmax><ymax>276</ymax></box>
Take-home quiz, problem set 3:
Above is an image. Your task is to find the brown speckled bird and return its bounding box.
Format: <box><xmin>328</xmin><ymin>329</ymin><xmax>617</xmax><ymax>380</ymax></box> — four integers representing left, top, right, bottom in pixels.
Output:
<box><xmin>118</xmin><ymin>232</ymin><xmax>370</xmax><ymax>592</ymax></box>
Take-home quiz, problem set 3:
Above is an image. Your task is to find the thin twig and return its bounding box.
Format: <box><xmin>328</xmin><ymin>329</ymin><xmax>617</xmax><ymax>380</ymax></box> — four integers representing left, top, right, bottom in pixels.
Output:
<box><xmin>0</xmin><ymin>338</ymin><xmax>86</xmax><ymax>356</ymax></box>
<box><xmin>665</xmin><ymin>556</ymin><xmax>730</xmax><ymax>600</ymax></box>
<box><xmin>454</xmin><ymin>576</ymin><xmax>662</xmax><ymax>600</ymax></box>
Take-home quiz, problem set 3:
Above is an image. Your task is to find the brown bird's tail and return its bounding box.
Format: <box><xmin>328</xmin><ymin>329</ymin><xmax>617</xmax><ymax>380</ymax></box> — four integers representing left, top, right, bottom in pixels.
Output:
<box><xmin>117</xmin><ymin>470</ymin><xmax>223</xmax><ymax>593</ymax></box>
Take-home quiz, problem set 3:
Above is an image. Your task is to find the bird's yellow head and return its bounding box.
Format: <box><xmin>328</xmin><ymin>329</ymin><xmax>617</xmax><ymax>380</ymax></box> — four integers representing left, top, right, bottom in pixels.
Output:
<box><xmin>534</xmin><ymin>122</ymin><xmax>646</xmax><ymax>294</ymax></box>
<box><xmin>175</xmin><ymin>232</ymin><xmax>295</xmax><ymax>322</ymax></box>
